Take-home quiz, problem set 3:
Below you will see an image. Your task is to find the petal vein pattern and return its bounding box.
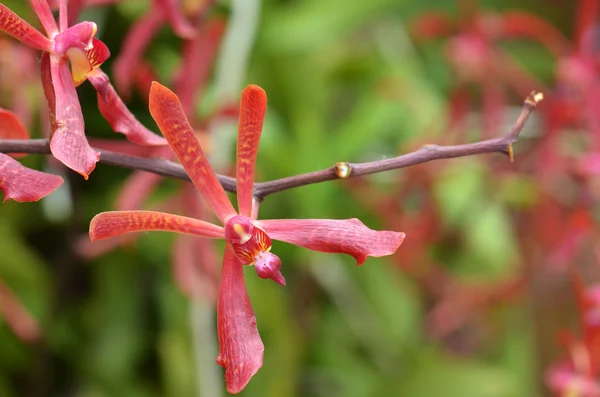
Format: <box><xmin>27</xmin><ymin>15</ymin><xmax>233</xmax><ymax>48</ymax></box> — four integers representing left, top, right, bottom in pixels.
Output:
<box><xmin>0</xmin><ymin>153</ymin><xmax>63</xmax><ymax>202</ymax></box>
<box><xmin>149</xmin><ymin>82</ymin><xmax>236</xmax><ymax>223</ymax></box>
<box><xmin>89</xmin><ymin>211</ymin><xmax>225</xmax><ymax>241</ymax></box>
<box><xmin>236</xmin><ymin>85</ymin><xmax>267</xmax><ymax>217</ymax></box>
<box><xmin>217</xmin><ymin>244</ymin><xmax>264</xmax><ymax>394</ymax></box>
<box><xmin>259</xmin><ymin>218</ymin><xmax>406</xmax><ymax>265</ymax></box>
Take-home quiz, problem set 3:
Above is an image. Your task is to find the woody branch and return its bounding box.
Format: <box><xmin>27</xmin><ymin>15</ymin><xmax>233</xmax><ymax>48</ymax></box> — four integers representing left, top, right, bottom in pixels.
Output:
<box><xmin>0</xmin><ymin>92</ymin><xmax>543</xmax><ymax>201</ymax></box>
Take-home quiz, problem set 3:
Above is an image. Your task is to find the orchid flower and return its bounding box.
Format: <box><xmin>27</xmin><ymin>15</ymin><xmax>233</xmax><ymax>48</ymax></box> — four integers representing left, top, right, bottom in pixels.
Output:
<box><xmin>0</xmin><ymin>0</ymin><xmax>166</xmax><ymax>179</ymax></box>
<box><xmin>0</xmin><ymin>108</ymin><xmax>63</xmax><ymax>202</ymax></box>
<box><xmin>89</xmin><ymin>82</ymin><xmax>405</xmax><ymax>393</ymax></box>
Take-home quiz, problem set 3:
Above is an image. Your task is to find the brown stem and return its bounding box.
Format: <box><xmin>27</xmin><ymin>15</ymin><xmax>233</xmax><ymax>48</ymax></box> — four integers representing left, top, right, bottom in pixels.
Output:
<box><xmin>0</xmin><ymin>92</ymin><xmax>543</xmax><ymax>201</ymax></box>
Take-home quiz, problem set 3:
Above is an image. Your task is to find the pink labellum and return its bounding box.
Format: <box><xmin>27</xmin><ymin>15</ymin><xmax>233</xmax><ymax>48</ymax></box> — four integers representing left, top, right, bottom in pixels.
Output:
<box><xmin>236</xmin><ymin>85</ymin><xmax>267</xmax><ymax>218</ymax></box>
<box><xmin>217</xmin><ymin>244</ymin><xmax>264</xmax><ymax>394</ymax></box>
<box><xmin>0</xmin><ymin>3</ymin><xmax>53</xmax><ymax>51</ymax></box>
<box><xmin>53</xmin><ymin>21</ymin><xmax>97</xmax><ymax>54</ymax></box>
<box><xmin>155</xmin><ymin>0</ymin><xmax>196</xmax><ymax>39</ymax></box>
<box><xmin>0</xmin><ymin>280</ymin><xmax>40</xmax><ymax>342</ymax></box>
<box><xmin>260</xmin><ymin>218</ymin><xmax>406</xmax><ymax>265</ymax></box>
<box><xmin>87</xmin><ymin>68</ymin><xmax>110</xmax><ymax>101</ymax></box>
<box><xmin>89</xmin><ymin>210</ymin><xmax>225</xmax><ymax>241</ymax></box>
<box><xmin>48</xmin><ymin>56</ymin><xmax>99</xmax><ymax>179</ymax></box>
<box><xmin>0</xmin><ymin>152</ymin><xmax>63</xmax><ymax>202</ymax></box>
<box><xmin>254</xmin><ymin>251</ymin><xmax>286</xmax><ymax>285</ymax></box>
<box><xmin>174</xmin><ymin>17</ymin><xmax>226</xmax><ymax>114</ymax></box>
<box><xmin>149</xmin><ymin>82</ymin><xmax>237</xmax><ymax>223</ymax></box>
<box><xmin>113</xmin><ymin>8</ymin><xmax>163</xmax><ymax>98</ymax></box>
<box><xmin>89</xmin><ymin>70</ymin><xmax>168</xmax><ymax>146</ymax></box>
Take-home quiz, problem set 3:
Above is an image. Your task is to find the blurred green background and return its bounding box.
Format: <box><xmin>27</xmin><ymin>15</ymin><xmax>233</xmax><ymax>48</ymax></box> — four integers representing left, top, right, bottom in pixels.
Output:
<box><xmin>0</xmin><ymin>0</ymin><xmax>591</xmax><ymax>396</ymax></box>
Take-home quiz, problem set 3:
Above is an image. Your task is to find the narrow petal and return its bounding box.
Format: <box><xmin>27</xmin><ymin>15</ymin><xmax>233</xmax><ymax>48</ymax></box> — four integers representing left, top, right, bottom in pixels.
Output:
<box><xmin>89</xmin><ymin>210</ymin><xmax>225</xmax><ymax>241</ymax></box>
<box><xmin>155</xmin><ymin>0</ymin><xmax>196</xmax><ymax>39</ymax></box>
<box><xmin>89</xmin><ymin>70</ymin><xmax>167</xmax><ymax>145</ymax></box>
<box><xmin>0</xmin><ymin>153</ymin><xmax>63</xmax><ymax>202</ymax></box>
<box><xmin>0</xmin><ymin>3</ymin><xmax>53</xmax><ymax>51</ymax></box>
<box><xmin>0</xmin><ymin>280</ymin><xmax>40</xmax><ymax>342</ymax></box>
<box><xmin>260</xmin><ymin>218</ymin><xmax>405</xmax><ymax>265</ymax></box>
<box><xmin>49</xmin><ymin>55</ymin><xmax>99</xmax><ymax>178</ymax></box>
<box><xmin>29</xmin><ymin>0</ymin><xmax>58</xmax><ymax>36</ymax></box>
<box><xmin>40</xmin><ymin>53</ymin><xmax>56</xmax><ymax>132</ymax></box>
<box><xmin>236</xmin><ymin>85</ymin><xmax>267</xmax><ymax>218</ymax></box>
<box><xmin>149</xmin><ymin>82</ymin><xmax>237</xmax><ymax>223</ymax></box>
<box><xmin>217</xmin><ymin>243</ymin><xmax>264</xmax><ymax>394</ymax></box>
<box><xmin>113</xmin><ymin>9</ymin><xmax>163</xmax><ymax>98</ymax></box>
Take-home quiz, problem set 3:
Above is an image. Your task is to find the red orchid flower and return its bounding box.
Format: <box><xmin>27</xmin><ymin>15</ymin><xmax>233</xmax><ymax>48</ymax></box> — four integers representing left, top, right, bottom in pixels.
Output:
<box><xmin>0</xmin><ymin>108</ymin><xmax>63</xmax><ymax>202</ymax></box>
<box><xmin>88</xmin><ymin>82</ymin><xmax>405</xmax><ymax>393</ymax></box>
<box><xmin>0</xmin><ymin>0</ymin><xmax>166</xmax><ymax>179</ymax></box>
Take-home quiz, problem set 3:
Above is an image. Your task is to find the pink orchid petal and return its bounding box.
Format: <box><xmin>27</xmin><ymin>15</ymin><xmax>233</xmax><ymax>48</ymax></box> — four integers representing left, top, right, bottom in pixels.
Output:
<box><xmin>89</xmin><ymin>210</ymin><xmax>225</xmax><ymax>241</ymax></box>
<box><xmin>260</xmin><ymin>218</ymin><xmax>405</xmax><ymax>265</ymax></box>
<box><xmin>40</xmin><ymin>53</ymin><xmax>56</xmax><ymax>131</ymax></box>
<box><xmin>217</xmin><ymin>243</ymin><xmax>264</xmax><ymax>394</ymax></box>
<box><xmin>174</xmin><ymin>17</ymin><xmax>226</xmax><ymax>113</ymax></box>
<box><xmin>113</xmin><ymin>8</ymin><xmax>163</xmax><ymax>98</ymax></box>
<box><xmin>53</xmin><ymin>21</ymin><xmax>97</xmax><ymax>54</ymax></box>
<box><xmin>89</xmin><ymin>70</ymin><xmax>168</xmax><ymax>146</ymax></box>
<box><xmin>155</xmin><ymin>0</ymin><xmax>196</xmax><ymax>39</ymax></box>
<box><xmin>30</xmin><ymin>0</ymin><xmax>58</xmax><ymax>36</ymax></box>
<box><xmin>149</xmin><ymin>82</ymin><xmax>237</xmax><ymax>223</ymax></box>
<box><xmin>48</xmin><ymin>56</ymin><xmax>99</xmax><ymax>178</ymax></box>
<box><xmin>0</xmin><ymin>280</ymin><xmax>40</xmax><ymax>342</ymax></box>
<box><xmin>0</xmin><ymin>3</ymin><xmax>53</xmax><ymax>51</ymax></box>
<box><xmin>236</xmin><ymin>85</ymin><xmax>267</xmax><ymax>218</ymax></box>
<box><xmin>0</xmin><ymin>152</ymin><xmax>63</xmax><ymax>202</ymax></box>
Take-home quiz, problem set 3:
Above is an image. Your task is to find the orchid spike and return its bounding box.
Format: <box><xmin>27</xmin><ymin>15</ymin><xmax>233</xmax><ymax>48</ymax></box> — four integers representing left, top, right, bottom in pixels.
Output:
<box><xmin>0</xmin><ymin>1</ymin><xmax>166</xmax><ymax>178</ymax></box>
<box><xmin>89</xmin><ymin>82</ymin><xmax>405</xmax><ymax>393</ymax></box>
